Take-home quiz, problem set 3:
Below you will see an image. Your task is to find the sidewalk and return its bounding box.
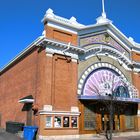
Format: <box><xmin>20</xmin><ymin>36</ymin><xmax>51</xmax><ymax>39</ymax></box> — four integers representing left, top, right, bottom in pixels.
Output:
<box><xmin>38</xmin><ymin>131</ymin><xmax>140</xmax><ymax>140</ymax></box>
<box><xmin>112</xmin><ymin>131</ymin><xmax>140</xmax><ymax>137</ymax></box>
<box><xmin>80</xmin><ymin>131</ymin><xmax>140</xmax><ymax>139</ymax></box>
<box><xmin>0</xmin><ymin>128</ymin><xmax>24</xmax><ymax>140</ymax></box>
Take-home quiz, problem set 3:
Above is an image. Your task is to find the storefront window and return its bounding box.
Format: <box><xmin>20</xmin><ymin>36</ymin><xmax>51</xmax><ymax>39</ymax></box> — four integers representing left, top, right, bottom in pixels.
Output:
<box><xmin>71</xmin><ymin>117</ymin><xmax>78</xmax><ymax>128</ymax></box>
<box><xmin>46</xmin><ymin>116</ymin><xmax>53</xmax><ymax>128</ymax></box>
<box><xmin>63</xmin><ymin>117</ymin><xmax>69</xmax><ymax>127</ymax></box>
<box><xmin>125</xmin><ymin>115</ymin><xmax>134</xmax><ymax>129</ymax></box>
<box><xmin>54</xmin><ymin>116</ymin><xmax>62</xmax><ymax>128</ymax></box>
<box><xmin>84</xmin><ymin>105</ymin><xmax>96</xmax><ymax>130</ymax></box>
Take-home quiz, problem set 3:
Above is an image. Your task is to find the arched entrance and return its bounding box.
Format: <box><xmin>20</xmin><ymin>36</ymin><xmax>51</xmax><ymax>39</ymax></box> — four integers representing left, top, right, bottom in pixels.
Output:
<box><xmin>78</xmin><ymin>63</ymin><xmax>139</xmax><ymax>134</ymax></box>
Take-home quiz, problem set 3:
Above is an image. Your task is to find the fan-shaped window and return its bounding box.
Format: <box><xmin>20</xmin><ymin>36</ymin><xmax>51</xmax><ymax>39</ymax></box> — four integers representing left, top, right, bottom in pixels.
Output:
<box><xmin>83</xmin><ymin>68</ymin><xmax>129</xmax><ymax>97</ymax></box>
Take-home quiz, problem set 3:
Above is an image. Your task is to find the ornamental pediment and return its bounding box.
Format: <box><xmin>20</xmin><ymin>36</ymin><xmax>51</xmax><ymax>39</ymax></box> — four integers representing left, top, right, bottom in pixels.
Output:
<box><xmin>79</xmin><ymin>32</ymin><xmax>130</xmax><ymax>59</ymax></box>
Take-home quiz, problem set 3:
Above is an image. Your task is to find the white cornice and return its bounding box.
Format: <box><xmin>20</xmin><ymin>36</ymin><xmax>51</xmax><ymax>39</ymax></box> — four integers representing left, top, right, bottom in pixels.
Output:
<box><xmin>106</xmin><ymin>29</ymin><xmax>131</xmax><ymax>51</ymax></box>
<box><xmin>42</xmin><ymin>8</ymin><xmax>140</xmax><ymax>51</ymax></box>
<box><xmin>42</xmin><ymin>9</ymin><xmax>140</xmax><ymax>51</ymax></box>
<box><xmin>42</xmin><ymin>8</ymin><xmax>85</xmax><ymax>29</ymax></box>
<box><xmin>1</xmin><ymin>37</ymin><xmax>140</xmax><ymax>74</ymax></box>
<box><xmin>108</xmin><ymin>23</ymin><xmax>138</xmax><ymax>50</ymax></box>
<box><xmin>45</xmin><ymin>47</ymin><xmax>79</xmax><ymax>60</ymax></box>
<box><xmin>39</xmin><ymin>110</ymin><xmax>80</xmax><ymax>116</ymax></box>
<box><xmin>43</xmin><ymin>38</ymin><xmax>85</xmax><ymax>53</ymax></box>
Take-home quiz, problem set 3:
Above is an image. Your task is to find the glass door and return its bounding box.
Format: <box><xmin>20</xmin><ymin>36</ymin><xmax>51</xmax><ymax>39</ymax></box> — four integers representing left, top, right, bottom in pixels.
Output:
<box><xmin>101</xmin><ymin>114</ymin><xmax>120</xmax><ymax>132</ymax></box>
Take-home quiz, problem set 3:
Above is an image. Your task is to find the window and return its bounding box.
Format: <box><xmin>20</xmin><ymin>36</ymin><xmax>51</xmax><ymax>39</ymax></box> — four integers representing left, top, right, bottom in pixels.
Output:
<box><xmin>125</xmin><ymin>115</ymin><xmax>134</xmax><ymax>129</ymax></box>
<box><xmin>71</xmin><ymin>117</ymin><xmax>78</xmax><ymax>128</ymax></box>
<box><xmin>84</xmin><ymin>105</ymin><xmax>96</xmax><ymax>130</ymax></box>
<box><xmin>54</xmin><ymin>116</ymin><xmax>62</xmax><ymax>128</ymax></box>
<box><xmin>45</xmin><ymin>115</ymin><xmax>78</xmax><ymax>129</ymax></box>
<box><xmin>46</xmin><ymin>116</ymin><xmax>53</xmax><ymax>128</ymax></box>
<box><xmin>63</xmin><ymin>117</ymin><xmax>69</xmax><ymax>127</ymax></box>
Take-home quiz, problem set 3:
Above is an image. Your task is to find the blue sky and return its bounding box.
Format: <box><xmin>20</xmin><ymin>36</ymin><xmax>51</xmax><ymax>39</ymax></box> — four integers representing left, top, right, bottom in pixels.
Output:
<box><xmin>0</xmin><ymin>0</ymin><xmax>140</xmax><ymax>69</ymax></box>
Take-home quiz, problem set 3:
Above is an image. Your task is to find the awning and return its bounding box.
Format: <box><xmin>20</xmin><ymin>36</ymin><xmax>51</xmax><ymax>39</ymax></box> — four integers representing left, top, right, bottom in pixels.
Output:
<box><xmin>78</xmin><ymin>95</ymin><xmax>140</xmax><ymax>103</ymax></box>
<box><xmin>18</xmin><ymin>95</ymin><xmax>34</xmax><ymax>103</ymax></box>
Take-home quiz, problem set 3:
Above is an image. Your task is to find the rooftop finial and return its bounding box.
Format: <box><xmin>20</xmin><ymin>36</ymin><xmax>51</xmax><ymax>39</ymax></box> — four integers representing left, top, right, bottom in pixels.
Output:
<box><xmin>96</xmin><ymin>0</ymin><xmax>112</xmax><ymax>24</ymax></box>
<box><xmin>102</xmin><ymin>0</ymin><xmax>106</xmax><ymax>18</ymax></box>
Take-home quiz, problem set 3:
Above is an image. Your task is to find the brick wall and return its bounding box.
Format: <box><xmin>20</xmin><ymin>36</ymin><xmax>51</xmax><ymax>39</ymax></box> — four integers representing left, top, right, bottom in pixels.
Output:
<box><xmin>52</xmin><ymin>54</ymin><xmax>78</xmax><ymax>111</ymax></box>
<box><xmin>43</xmin><ymin>25</ymin><xmax>78</xmax><ymax>111</ymax></box>
<box><xmin>0</xmin><ymin>24</ymin><xmax>79</xmax><ymax>131</ymax></box>
<box><xmin>132</xmin><ymin>52</ymin><xmax>140</xmax><ymax>62</ymax></box>
<box><xmin>0</xmin><ymin>48</ymin><xmax>39</xmax><ymax>127</ymax></box>
<box><xmin>45</xmin><ymin>25</ymin><xmax>78</xmax><ymax>46</ymax></box>
<box><xmin>132</xmin><ymin>51</ymin><xmax>140</xmax><ymax>108</ymax></box>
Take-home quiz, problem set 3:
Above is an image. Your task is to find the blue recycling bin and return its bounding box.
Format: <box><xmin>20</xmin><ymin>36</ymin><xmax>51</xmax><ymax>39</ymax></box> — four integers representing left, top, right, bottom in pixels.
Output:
<box><xmin>23</xmin><ymin>126</ymin><xmax>38</xmax><ymax>140</ymax></box>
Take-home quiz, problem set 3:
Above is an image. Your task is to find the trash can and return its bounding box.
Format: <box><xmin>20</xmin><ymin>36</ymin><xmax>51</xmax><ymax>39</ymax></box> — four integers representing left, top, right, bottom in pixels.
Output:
<box><xmin>23</xmin><ymin>126</ymin><xmax>38</xmax><ymax>140</ymax></box>
<box><xmin>6</xmin><ymin>121</ymin><xmax>24</xmax><ymax>134</ymax></box>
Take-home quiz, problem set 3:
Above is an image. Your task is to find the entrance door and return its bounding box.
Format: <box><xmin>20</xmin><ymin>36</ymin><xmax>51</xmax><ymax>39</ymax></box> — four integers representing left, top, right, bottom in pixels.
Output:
<box><xmin>101</xmin><ymin>114</ymin><xmax>120</xmax><ymax>132</ymax></box>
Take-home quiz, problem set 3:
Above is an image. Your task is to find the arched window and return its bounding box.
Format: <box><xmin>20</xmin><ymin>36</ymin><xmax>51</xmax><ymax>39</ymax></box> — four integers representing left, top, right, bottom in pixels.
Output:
<box><xmin>83</xmin><ymin>68</ymin><xmax>129</xmax><ymax>97</ymax></box>
<box><xmin>113</xmin><ymin>86</ymin><xmax>129</xmax><ymax>98</ymax></box>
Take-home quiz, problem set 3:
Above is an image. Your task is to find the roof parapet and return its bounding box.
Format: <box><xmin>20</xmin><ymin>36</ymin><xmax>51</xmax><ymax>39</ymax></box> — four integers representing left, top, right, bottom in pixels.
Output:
<box><xmin>42</xmin><ymin>8</ymin><xmax>85</xmax><ymax>29</ymax></box>
<box><xmin>128</xmin><ymin>37</ymin><xmax>140</xmax><ymax>48</ymax></box>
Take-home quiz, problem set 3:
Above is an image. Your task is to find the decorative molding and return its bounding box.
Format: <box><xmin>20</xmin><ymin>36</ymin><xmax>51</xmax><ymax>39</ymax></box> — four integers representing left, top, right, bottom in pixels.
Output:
<box><xmin>96</xmin><ymin>16</ymin><xmax>112</xmax><ymax>24</ymax></box>
<box><xmin>106</xmin><ymin>29</ymin><xmax>131</xmax><ymax>51</ymax></box>
<box><xmin>46</xmin><ymin>53</ymin><xmax>53</xmax><ymax>57</ymax></box>
<box><xmin>71</xmin><ymin>107</ymin><xmax>79</xmax><ymax>112</ymax></box>
<box><xmin>43</xmin><ymin>105</ymin><xmax>53</xmax><ymax>111</ymax></box>
<box><xmin>1</xmin><ymin>36</ymin><xmax>140</xmax><ymax>74</ymax></box>
<box><xmin>42</xmin><ymin>9</ymin><xmax>140</xmax><ymax>52</ymax></box>
<box><xmin>45</xmin><ymin>46</ymin><xmax>79</xmax><ymax>60</ymax></box>
<box><xmin>71</xmin><ymin>58</ymin><xmax>77</xmax><ymax>63</ymax></box>
<box><xmin>80</xmin><ymin>45</ymin><xmax>133</xmax><ymax>71</ymax></box>
<box><xmin>80</xmin><ymin>32</ymin><xmax>130</xmax><ymax>57</ymax></box>
<box><xmin>39</xmin><ymin>110</ymin><xmax>80</xmax><ymax>116</ymax></box>
<box><xmin>43</xmin><ymin>38</ymin><xmax>85</xmax><ymax>53</ymax></box>
<box><xmin>42</xmin><ymin>8</ymin><xmax>85</xmax><ymax>29</ymax></box>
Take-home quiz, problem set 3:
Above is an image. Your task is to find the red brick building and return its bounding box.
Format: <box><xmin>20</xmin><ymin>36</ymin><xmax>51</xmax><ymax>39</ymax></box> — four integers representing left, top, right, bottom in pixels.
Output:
<box><xmin>0</xmin><ymin>8</ymin><xmax>140</xmax><ymax>139</ymax></box>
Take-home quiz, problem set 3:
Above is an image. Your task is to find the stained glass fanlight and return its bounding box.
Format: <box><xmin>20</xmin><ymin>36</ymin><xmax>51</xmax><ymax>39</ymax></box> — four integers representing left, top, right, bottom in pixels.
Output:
<box><xmin>83</xmin><ymin>68</ymin><xmax>129</xmax><ymax>97</ymax></box>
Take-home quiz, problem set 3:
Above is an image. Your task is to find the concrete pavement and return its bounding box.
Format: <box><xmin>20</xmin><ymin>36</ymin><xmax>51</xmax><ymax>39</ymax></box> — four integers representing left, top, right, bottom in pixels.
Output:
<box><xmin>0</xmin><ymin>128</ymin><xmax>24</xmax><ymax>140</ymax></box>
<box><xmin>38</xmin><ymin>132</ymin><xmax>140</xmax><ymax>140</ymax></box>
<box><xmin>78</xmin><ymin>132</ymin><xmax>140</xmax><ymax>140</ymax></box>
<box><xmin>0</xmin><ymin>129</ymin><xmax>140</xmax><ymax>140</ymax></box>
